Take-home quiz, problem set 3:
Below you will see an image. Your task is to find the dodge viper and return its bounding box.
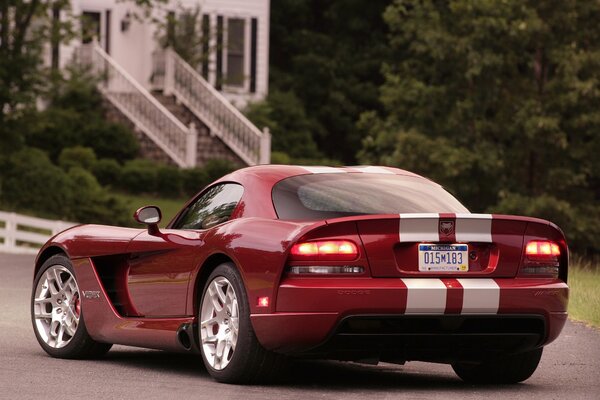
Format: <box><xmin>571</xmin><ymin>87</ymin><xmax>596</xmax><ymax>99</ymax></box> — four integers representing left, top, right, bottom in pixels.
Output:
<box><xmin>31</xmin><ymin>165</ymin><xmax>569</xmax><ymax>384</ymax></box>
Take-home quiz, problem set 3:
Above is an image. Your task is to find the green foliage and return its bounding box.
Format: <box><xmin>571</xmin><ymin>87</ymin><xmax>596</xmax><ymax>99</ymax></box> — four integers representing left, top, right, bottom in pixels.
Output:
<box><xmin>0</xmin><ymin>148</ymin><xmax>129</xmax><ymax>226</ymax></box>
<box><xmin>246</xmin><ymin>91</ymin><xmax>322</xmax><ymax>158</ymax></box>
<box><xmin>270</xmin><ymin>151</ymin><xmax>292</xmax><ymax>165</ymax></box>
<box><xmin>25</xmin><ymin>72</ymin><xmax>139</xmax><ymax>162</ymax></box>
<box><xmin>119</xmin><ymin>159</ymin><xmax>159</xmax><ymax>194</ymax></box>
<box><xmin>0</xmin><ymin>0</ymin><xmax>74</xmax><ymax>152</ymax></box>
<box><xmin>0</xmin><ymin>148</ymin><xmax>74</xmax><ymax>219</ymax></box>
<box><xmin>569</xmin><ymin>257</ymin><xmax>600</xmax><ymax>328</ymax></box>
<box><xmin>359</xmin><ymin>0</ymin><xmax>600</xmax><ymax>252</ymax></box>
<box><xmin>59</xmin><ymin>146</ymin><xmax>97</xmax><ymax>171</ymax></box>
<box><xmin>269</xmin><ymin>0</ymin><xmax>391</xmax><ymax>162</ymax></box>
<box><xmin>92</xmin><ymin>158</ymin><xmax>122</xmax><ymax>186</ymax></box>
<box><xmin>66</xmin><ymin>167</ymin><xmax>130</xmax><ymax>226</ymax></box>
<box><xmin>158</xmin><ymin>5</ymin><xmax>209</xmax><ymax>69</ymax></box>
<box><xmin>182</xmin><ymin>168</ymin><xmax>210</xmax><ymax>196</ymax></box>
<box><xmin>156</xmin><ymin>165</ymin><xmax>183</xmax><ymax>197</ymax></box>
<box><xmin>203</xmin><ymin>159</ymin><xmax>236</xmax><ymax>183</ymax></box>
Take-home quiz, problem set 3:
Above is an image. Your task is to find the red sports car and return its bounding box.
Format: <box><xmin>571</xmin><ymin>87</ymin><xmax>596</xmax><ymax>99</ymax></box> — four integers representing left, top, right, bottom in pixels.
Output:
<box><xmin>31</xmin><ymin>165</ymin><xmax>569</xmax><ymax>384</ymax></box>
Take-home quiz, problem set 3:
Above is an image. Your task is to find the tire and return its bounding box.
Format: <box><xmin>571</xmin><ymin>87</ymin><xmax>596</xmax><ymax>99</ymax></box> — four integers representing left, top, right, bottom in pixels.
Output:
<box><xmin>31</xmin><ymin>254</ymin><xmax>112</xmax><ymax>359</ymax></box>
<box><xmin>198</xmin><ymin>263</ymin><xmax>285</xmax><ymax>383</ymax></box>
<box><xmin>452</xmin><ymin>348</ymin><xmax>543</xmax><ymax>384</ymax></box>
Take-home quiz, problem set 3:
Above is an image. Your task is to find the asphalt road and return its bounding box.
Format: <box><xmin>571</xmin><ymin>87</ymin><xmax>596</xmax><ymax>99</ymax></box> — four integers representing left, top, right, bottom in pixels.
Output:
<box><xmin>1</xmin><ymin>253</ymin><xmax>599</xmax><ymax>400</ymax></box>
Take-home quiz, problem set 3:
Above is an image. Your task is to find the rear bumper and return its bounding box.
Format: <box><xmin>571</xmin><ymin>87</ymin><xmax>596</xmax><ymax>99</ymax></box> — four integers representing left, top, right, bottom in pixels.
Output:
<box><xmin>250</xmin><ymin>277</ymin><xmax>568</xmax><ymax>358</ymax></box>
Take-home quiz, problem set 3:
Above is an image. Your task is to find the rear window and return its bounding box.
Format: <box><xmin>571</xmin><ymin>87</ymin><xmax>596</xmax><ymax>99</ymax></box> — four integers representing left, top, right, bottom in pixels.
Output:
<box><xmin>272</xmin><ymin>173</ymin><xmax>468</xmax><ymax>220</ymax></box>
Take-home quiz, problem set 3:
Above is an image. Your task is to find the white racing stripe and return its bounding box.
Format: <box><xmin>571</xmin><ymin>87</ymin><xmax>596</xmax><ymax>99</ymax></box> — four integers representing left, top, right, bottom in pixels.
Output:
<box><xmin>457</xmin><ymin>278</ymin><xmax>500</xmax><ymax>314</ymax></box>
<box><xmin>399</xmin><ymin>213</ymin><xmax>494</xmax><ymax>243</ymax></box>
<box><xmin>399</xmin><ymin>213</ymin><xmax>439</xmax><ymax>243</ymax></box>
<box><xmin>455</xmin><ymin>213</ymin><xmax>493</xmax><ymax>243</ymax></box>
<box><xmin>300</xmin><ymin>166</ymin><xmax>346</xmax><ymax>174</ymax></box>
<box><xmin>402</xmin><ymin>278</ymin><xmax>447</xmax><ymax>314</ymax></box>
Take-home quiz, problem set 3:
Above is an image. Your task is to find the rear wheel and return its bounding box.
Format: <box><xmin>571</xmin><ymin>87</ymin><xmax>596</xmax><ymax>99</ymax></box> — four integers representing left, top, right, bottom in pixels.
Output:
<box><xmin>452</xmin><ymin>348</ymin><xmax>543</xmax><ymax>384</ymax></box>
<box><xmin>198</xmin><ymin>263</ymin><xmax>284</xmax><ymax>383</ymax></box>
<box><xmin>31</xmin><ymin>254</ymin><xmax>112</xmax><ymax>359</ymax></box>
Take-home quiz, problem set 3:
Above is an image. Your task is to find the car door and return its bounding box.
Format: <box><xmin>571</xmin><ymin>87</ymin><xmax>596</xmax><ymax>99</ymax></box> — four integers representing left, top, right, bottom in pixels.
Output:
<box><xmin>126</xmin><ymin>183</ymin><xmax>244</xmax><ymax>317</ymax></box>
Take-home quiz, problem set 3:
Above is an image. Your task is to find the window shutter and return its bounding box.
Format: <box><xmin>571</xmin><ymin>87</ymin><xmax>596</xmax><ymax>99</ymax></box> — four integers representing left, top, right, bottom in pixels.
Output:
<box><xmin>216</xmin><ymin>15</ymin><xmax>224</xmax><ymax>90</ymax></box>
<box><xmin>250</xmin><ymin>18</ymin><xmax>258</xmax><ymax>93</ymax></box>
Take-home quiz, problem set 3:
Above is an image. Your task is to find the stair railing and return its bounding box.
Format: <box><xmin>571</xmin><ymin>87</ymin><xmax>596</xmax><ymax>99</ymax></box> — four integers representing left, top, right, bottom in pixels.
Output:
<box><xmin>159</xmin><ymin>48</ymin><xmax>270</xmax><ymax>166</ymax></box>
<box><xmin>78</xmin><ymin>42</ymin><xmax>198</xmax><ymax>168</ymax></box>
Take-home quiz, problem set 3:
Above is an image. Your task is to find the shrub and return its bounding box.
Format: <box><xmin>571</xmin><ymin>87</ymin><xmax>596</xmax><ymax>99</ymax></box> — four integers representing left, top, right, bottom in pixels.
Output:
<box><xmin>182</xmin><ymin>168</ymin><xmax>210</xmax><ymax>196</ymax></box>
<box><xmin>67</xmin><ymin>167</ymin><xmax>130</xmax><ymax>226</ymax></box>
<box><xmin>58</xmin><ymin>146</ymin><xmax>97</xmax><ymax>171</ymax></box>
<box><xmin>24</xmin><ymin>108</ymin><xmax>83</xmax><ymax>161</ymax></box>
<box><xmin>81</xmin><ymin>122</ymin><xmax>139</xmax><ymax>162</ymax></box>
<box><xmin>119</xmin><ymin>159</ymin><xmax>159</xmax><ymax>194</ymax></box>
<box><xmin>156</xmin><ymin>165</ymin><xmax>183</xmax><ymax>197</ymax></box>
<box><xmin>92</xmin><ymin>158</ymin><xmax>122</xmax><ymax>186</ymax></box>
<box><xmin>203</xmin><ymin>159</ymin><xmax>236</xmax><ymax>183</ymax></box>
<box><xmin>270</xmin><ymin>151</ymin><xmax>291</xmax><ymax>165</ymax></box>
<box><xmin>0</xmin><ymin>148</ymin><xmax>74</xmax><ymax>219</ymax></box>
<box><xmin>24</xmin><ymin>74</ymin><xmax>139</xmax><ymax>163</ymax></box>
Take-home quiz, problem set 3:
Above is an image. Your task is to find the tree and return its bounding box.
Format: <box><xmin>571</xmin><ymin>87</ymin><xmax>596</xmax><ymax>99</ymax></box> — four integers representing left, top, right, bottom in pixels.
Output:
<box><xmin>359</xmin><ymin>0</ymin><xmax>600</xmax><ymax>252</ymax></box>
<box><xmin>268</xmin><ymin>0</ymin><xmax>392</xmax><ymax>162</ymax></box>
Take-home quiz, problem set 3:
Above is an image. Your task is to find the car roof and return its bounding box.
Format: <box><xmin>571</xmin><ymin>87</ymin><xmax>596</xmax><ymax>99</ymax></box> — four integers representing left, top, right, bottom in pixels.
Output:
<box><xmin>217</xmin><ymin>164</ymin><xmax>425</xmax><ymax>187</ymax></box>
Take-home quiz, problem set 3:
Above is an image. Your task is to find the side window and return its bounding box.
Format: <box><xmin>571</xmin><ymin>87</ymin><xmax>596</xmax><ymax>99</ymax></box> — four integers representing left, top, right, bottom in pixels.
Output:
<box><xmin>175</xmin><ymin>184</ymin><xmax>244</xmax><ymax>229</ymax></box>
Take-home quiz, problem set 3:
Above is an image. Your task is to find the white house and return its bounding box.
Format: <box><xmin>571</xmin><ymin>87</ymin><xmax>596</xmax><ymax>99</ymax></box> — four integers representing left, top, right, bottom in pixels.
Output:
<box><xmin>50</xmin><ymin>0</ymin><xmax>272</xmax><ymax>168</ymax></box>
<box><xmin>57</xmin><ymin>0</ymin><xmax>270</xmax><ymax>106</ymax></box>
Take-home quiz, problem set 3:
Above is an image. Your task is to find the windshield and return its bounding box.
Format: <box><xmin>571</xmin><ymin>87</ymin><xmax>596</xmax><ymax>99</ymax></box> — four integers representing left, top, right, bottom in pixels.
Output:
<box><xmin>272</xmin><ymin>173</ymin><xmax>468</xmax><ymax>220</ymax></box>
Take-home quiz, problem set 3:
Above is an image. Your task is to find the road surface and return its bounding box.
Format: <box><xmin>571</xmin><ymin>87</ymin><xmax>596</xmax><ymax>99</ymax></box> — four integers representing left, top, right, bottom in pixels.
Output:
<box><xmin>1</xmin><ymin>252</ymin><xmax>599</xmax><ymax>399</ymax></box>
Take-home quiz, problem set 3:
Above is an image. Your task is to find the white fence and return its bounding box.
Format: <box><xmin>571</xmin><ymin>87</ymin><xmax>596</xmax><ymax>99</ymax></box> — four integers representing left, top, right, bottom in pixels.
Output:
<box><xmin>0</xmin><ymin>211</ymin><xmax>76</xmax><ymax>254</ymax></box>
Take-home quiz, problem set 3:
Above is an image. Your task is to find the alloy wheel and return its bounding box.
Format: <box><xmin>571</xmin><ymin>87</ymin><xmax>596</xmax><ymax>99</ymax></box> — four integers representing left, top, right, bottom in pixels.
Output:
<box><xmin>33</xmin><ymin>265</ymin><xmax>81</xmax><ymax>349</ymax></box>
<box><xmin>200</xmin><ymin>276</ymin><xmax>240</xmax><ymax>370</ymax></box>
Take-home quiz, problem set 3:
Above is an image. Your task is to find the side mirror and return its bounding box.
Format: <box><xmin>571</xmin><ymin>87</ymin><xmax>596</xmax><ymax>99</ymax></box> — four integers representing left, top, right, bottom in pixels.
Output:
<box><xmin>134</xmin><ymin>206</ymin><xmax>162</xmax><ymax>235</ymax></box>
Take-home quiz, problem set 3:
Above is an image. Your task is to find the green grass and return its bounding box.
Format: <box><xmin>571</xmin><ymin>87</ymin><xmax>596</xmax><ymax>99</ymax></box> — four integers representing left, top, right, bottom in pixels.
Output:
<box><xmin>112</xmin><ymin>193</ymin><xmax>186</xmax><ymax>228</ymax></box>
<box><xmin>569</xmin><ymin>257</ymin><xmax>600</xmax><ymax>328</ymax></box>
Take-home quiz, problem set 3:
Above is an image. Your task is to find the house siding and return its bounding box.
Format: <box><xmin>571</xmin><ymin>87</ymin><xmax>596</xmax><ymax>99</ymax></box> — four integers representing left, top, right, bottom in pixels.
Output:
<box><xmin>59</xmin><ymin>0</ymin><xmax>269</xmax><ymax>107</ymax></box>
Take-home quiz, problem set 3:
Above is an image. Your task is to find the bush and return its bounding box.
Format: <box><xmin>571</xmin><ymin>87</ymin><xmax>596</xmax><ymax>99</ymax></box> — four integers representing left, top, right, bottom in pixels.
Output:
<box><xmin>245</xmin><ymin>91</ymin><xmax>323</xmax><ymax>159</ymax></box>
<box><xmin>24</xmin><ymin>108</ymin><xmax>83</xmax><ymax>161</ymax></box>
<box><xmin>0</xmin><ymin>148</ymin><xmax>131</xmax><ymax>225</ymax></box>
<box><xmin>67</xmin><ymin>167</ymin><xmax>130</xmax><ymax>226</ymax></box>
<box><xmin>92</xmin><ymin>158</ymin><xmax>122</xmax><ymax>186</ymax></box>
<box><xmin>156</xmin><ymin>165</ymin><xmax>183</xmax><ymax>197</ymax></box>
<box><xmin>0</xmin><ymin>148</ymin><xmax>75</xmax><ymax>219</ymax></box>
<box><xmin>24</xmin><ymin>74</ymin><xmax>139</xmax><ymax>163</ymax></box>
<box><xmin>119</xmin><ymin>159</ymin><xmax>159</xmax><ymax>194</ymax></box>
<box><xmin>81</xmin><ymin>122</ymin><xmax>139</xmax><ymax>162</ymax></box>
<box><xmin>270</xmin><ymin>151</ymin><xmax>291</xmax><ymax>165</ymax></box>
<box><xmin>204</xmin><ymin>159</ymin><xmax>236</xmax><ymax>183</ymax></box>
<box><xmin>58</xmin><ymin>146</ymin><xmax>97</xmax><ymax>171</ymax></box>
<box><xmin>182</xmin><ymin>168</ymin><xmax>210</xmax><ymax>196</ymax></box>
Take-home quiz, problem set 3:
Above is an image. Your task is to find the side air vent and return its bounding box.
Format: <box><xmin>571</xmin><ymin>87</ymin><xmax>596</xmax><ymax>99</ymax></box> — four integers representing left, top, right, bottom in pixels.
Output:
<box><xmin>91</xmin><ymin>255</ymin><xmax>140</xmax><ymax>317</ymax></box>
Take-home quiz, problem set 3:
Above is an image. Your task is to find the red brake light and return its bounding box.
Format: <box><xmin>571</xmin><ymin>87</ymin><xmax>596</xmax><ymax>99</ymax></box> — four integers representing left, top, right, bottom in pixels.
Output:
<box><xmin>525</xmin><ymin>240</ymin><xmax>560</xmax><ymax>257</ymax></box>
<box><xmin>290</xmin><ymin>240</ymin><xmax>359</xmax><ymax>260</ymax></box>
<box><xmin>522</xmin><ymin>240</ymin><xmax>561</xmax><ymax>278</ymax></box>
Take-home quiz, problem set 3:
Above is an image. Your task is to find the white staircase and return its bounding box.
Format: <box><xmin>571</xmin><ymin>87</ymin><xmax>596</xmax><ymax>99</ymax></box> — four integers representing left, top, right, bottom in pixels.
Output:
<box><xmin>78</xmin><ymin>43</ymin><xmax>197</xmax><ymax>168</ymax></box>
<box><xmin>77</xmin><ymin>43</ymin><xmax>270</xmax><ymax>168</ymax></box>
<box><xmin>155</xmin><ymin>48</ymin><xmax>271</xmax><ymax>166</ymax></box>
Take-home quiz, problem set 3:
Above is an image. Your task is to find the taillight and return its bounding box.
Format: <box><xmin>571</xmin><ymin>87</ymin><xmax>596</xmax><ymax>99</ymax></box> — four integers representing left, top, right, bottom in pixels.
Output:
<box><xmin>526</xmin><ymin>241</ymin><xmax>560</xmax><ymax>257</ymax></box>
<box><xmin>521</xmin><ymin>240</ymin><xmax>560</xmax><ymax>277</ymax></box>
<box><xmin>290</xmin><ymin>240</ymin><xmax>359</xmax><ymax>261</ymax></box>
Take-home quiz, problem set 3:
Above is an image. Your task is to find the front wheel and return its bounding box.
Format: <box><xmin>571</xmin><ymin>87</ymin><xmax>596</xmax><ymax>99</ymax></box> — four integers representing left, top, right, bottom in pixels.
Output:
<box><xmin>31</xmin><ymin>254</ymin><xmax>112</xmax><ymax>359</ymax></box>
<box><xmin>198</xmin><ymin>263</ymin><xmax>284</xmax><ymax>383</ymax></box>
<box><xmin>452</xmin><ymin>348</ymin><xmax>543</xmax><ymax>384</ymax></box>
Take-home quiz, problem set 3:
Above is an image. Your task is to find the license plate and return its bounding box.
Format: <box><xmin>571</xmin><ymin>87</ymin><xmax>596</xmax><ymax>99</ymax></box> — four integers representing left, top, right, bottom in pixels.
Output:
<box><xmin>418</xmin><ymin>244</ymin><xmax>469</xmax><ymax>272</ymax></box>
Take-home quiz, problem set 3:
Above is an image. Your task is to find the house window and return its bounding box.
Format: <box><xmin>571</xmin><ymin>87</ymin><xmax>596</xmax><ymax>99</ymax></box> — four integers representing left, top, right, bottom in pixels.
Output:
<box><xmin>226</xmin><ymin>18</ymin><xmax>245</xmax><ymax>87</ymax></box>
<box><xmin>81</xmin><ymin>11</ymin><xmax>101</xmax><ymax>44</ymax></box>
